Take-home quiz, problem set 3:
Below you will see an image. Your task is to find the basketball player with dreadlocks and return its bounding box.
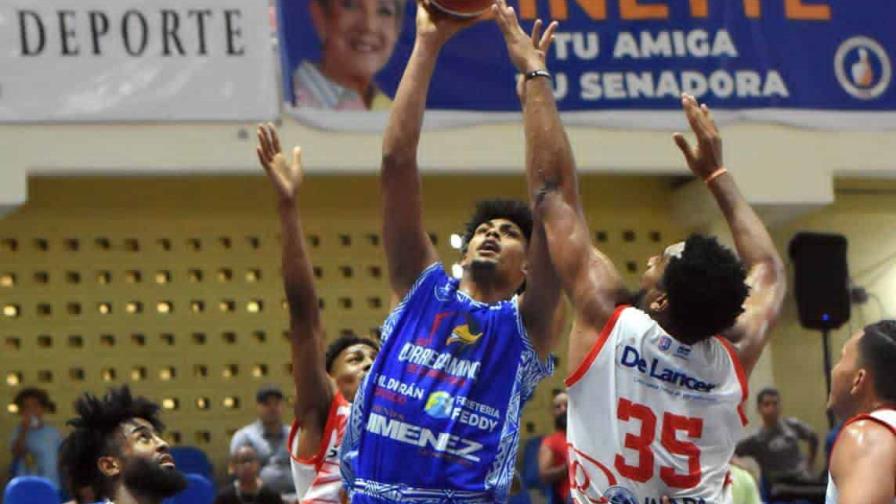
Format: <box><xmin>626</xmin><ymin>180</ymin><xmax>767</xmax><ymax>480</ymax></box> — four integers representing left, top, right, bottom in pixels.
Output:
<box><xmin>59</xmin><ymin>386</ymin><xmax>187</xmax><ymax>504</ymax></box>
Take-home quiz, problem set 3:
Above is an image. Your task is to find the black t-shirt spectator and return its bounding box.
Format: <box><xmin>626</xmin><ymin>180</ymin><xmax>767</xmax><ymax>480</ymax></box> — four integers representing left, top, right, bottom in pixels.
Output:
<box><xmin>736</xmin><ymin>416</ymin><xmax>818</xmax><ymax>483</ymax></box>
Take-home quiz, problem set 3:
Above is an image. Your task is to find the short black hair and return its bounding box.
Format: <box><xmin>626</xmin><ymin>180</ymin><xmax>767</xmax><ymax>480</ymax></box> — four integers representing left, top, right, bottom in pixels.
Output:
<box><xmin>14</xmin><ymin>387</ymin><xmax>52</xmax><ymax>410</ymax></box>
<box><xmin>59</xmin><ymin>386</ymin><xmax>164</xmax><ymax>498</ymax></box>
<box><xmin>255</xmin><ymin>385</ymin><xmax>284</xmax><ymax>404</ymax></box>
<box><xmin>325</xmin><ymin>334</ymin><xmax>379</xmax><ymax>373</ymax></box>
<box><xmin>461</xmin><ymin>199</ymin><xmax>533</xmax><ymax>252</ymax></box>
<box><xmin>756</xmin><ymin>387</ymin><xmax>780</xmax><ymax>405</ymax></box>
<box><xmin>661</xmin><ymin>235</ymin><xmax>748</xmax><ymax>344</ymax></box>
<box><xmin>859</xmin><ymin>320</ymin><xmax>896</xmax><ymax>403</ymax></box>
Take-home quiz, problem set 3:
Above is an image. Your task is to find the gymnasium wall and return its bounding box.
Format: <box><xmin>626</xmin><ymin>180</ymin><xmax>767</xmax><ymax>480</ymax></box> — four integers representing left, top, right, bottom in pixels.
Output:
<box><xmin>0</xmin><ymin>174</ymin><xmax>685</xmax><ymax>485</ymax></box>
<box><xmin>766</xmin><ymin>179</ymin><xmax>896</xmax><ymax>448</ymax></box>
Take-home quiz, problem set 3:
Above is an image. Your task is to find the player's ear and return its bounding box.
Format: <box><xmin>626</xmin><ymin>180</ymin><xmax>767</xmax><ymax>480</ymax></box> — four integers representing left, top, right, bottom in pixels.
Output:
<box><xmin>98</xmin><ymin>455</ymin><xmax>121</xmax><ymax>478</ymax></box>
<box><xmin>851</xmin><ymin>368</ymin><xmax>867</xmax><ymax>395</ymax></box>
<box><xmin>649</xmin><ymin>292</ymin><xmax>669</xmax><ymax>313</ymax></box>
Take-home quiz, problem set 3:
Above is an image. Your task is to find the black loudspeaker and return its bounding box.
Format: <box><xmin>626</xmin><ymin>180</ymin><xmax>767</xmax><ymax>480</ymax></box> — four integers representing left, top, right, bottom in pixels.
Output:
<box><xmin>788</xmin><ymin>232</ymin><xmax>850</xmax><ymax>330</ymax></box>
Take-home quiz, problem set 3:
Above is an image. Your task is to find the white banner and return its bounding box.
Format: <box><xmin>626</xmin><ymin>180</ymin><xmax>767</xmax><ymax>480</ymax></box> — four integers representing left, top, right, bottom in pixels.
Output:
<box><xmin>0</xmin><ymin>0</ymin><xmax>278</xmax><ymax>122</ymax></box>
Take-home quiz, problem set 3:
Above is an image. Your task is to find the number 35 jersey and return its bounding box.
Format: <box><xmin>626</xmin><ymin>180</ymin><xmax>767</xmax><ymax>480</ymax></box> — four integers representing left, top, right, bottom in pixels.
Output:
<box><xmin>565</xmin><ymin>306</ymin><xmax>747</xmax><ymax>504</ymax></box>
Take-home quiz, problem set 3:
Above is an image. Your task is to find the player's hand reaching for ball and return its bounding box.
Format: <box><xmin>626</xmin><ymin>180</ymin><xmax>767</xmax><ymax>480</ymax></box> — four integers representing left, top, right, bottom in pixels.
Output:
<box><xmin>256</xmin><ymin>123</ymin><xmax>303</xmax><ymax>203</ymax></box>
<box><xmin>493</xmin><ymin>0</ymin><xmax>557</xmax><ymax>75</ymax></box>
<box><xmin>673</xmin><ymin>93</ymin><xmax>725</xmax><ymax>180</ymax></box>
<box><xmin>415</xmin><ymin>0</ymin><xmax>487</xmax><ymax>48</ymax></box>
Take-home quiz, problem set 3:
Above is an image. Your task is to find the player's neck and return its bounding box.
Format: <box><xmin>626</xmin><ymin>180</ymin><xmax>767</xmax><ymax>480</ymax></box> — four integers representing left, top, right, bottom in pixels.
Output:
<box><xmin>860</xmin><ymin>396</ymin><xmax>896</xmax><ymax>416</ymax></box>
<box><xmin>651</xmin><ymin>312</ymin><xmax>684</xmax><ymax>342</ymax></box>
<box><xmin>113</xmin><ymin>485</ymin><xmax>160</xmax><ymax>504</ymax></box>
<box><xmin>459</xmin><ymin>274</ymin><xmax>516</xmax><ymax>304</ymax></box>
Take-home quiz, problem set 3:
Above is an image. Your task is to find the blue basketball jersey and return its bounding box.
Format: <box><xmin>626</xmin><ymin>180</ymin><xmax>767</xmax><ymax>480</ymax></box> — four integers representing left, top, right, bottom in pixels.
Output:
<box><xmin>340</xmin><ymin>263</ymin><xmax>553</xmax><ymax>503</ymax></box>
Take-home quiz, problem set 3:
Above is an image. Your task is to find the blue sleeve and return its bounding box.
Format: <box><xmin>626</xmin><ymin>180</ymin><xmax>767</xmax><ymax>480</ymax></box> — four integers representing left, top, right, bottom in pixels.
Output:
<box><xmin>380</xmin><ymin>262</ymin><xmax>445</xmax><ymax>345</ymax></box>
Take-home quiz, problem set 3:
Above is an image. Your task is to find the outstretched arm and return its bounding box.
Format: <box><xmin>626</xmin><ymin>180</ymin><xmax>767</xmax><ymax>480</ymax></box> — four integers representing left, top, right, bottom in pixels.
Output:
<box><xmin>494</xmin><ymin>0</ymin><xmax>624</xmax><ymax>355</ymax></box>
<box><xmin>493</xmin><ymin>5</ymin><xmax>565</xmax><ymax>358</ymax></box>
<box><xmin>381</xmin><ymin>2</ymin><xmax>479</xmax><ymax>297</ymax></box>
<box><xmin>257</xmin><ymin>124</ymin><xmax>332</xmax><ymax>457</ymax></box>
<box><xmin>673</xmin><ymin>94</ymin><xmax>786</xmax><ymax>377</ymax></box>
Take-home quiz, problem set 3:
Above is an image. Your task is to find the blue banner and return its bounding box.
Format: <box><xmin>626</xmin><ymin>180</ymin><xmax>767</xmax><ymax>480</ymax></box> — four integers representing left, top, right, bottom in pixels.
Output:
<box><xmin>278</xmin><ymin>0</ymin><xmax>896</xmax><ymax>130</ymax></box>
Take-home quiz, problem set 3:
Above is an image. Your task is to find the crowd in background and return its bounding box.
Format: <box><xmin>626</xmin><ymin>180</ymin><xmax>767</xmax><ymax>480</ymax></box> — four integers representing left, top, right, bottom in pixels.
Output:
<box><xmin>7</xmin><ymin>381</ymin><xmax>840</xmax><ymax>504</ymax></box>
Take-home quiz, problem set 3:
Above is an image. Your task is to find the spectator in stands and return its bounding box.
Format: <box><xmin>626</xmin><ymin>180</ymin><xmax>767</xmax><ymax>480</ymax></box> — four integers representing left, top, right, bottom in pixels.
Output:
<box><xmin>214</xmin><ymin>445</ymin><xmax>281</xmax><ymax>504</ymax></box>
<box><xmin>736</xmin><ymin>387</ymin><xmax>820</xmax><ymax>485</ymax></box>
<box><xmin>230</xmin><ymin>385</ymin><xmax>295</xmax><ymax>495</ymax></box>
<box><xmin>58</xmin><ymin>385</ymin><xmax>187</xmax><ymax>503</ymax></box>
<box><xmin>539</xmin><ymin>389</ymin><xmax>570</xmax><ymax>503</ymax></box>
<box><xmin>8</xmin><ymin>387</ymin><xmax>61</xmax><ymax>487</ymax></box>
<box><xmin>291</xmin><ymin>0</ymin><xmax>405</xmax><ymax>110</ymax></box>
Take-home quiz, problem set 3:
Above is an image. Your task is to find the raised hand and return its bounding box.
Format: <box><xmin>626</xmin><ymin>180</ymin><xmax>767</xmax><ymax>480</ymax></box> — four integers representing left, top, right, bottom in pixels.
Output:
<box><xmin>673</xmin><ymin>93</ymin><xmax>724</xmax><ymax>180</ymax></box>
<box><xmin>256</xmin><ymin>123</ymin><xmax>303</xmax><ymax>202</ymax></box>
<box><xmin>415</xmin><ymin>0</ymin><xmax>487</xmax><ymax>49</ymax></box>
<box><xmin>493</xmin><ymin>0</ymin><xmax>557</xmax><ymax>74</ymax></box>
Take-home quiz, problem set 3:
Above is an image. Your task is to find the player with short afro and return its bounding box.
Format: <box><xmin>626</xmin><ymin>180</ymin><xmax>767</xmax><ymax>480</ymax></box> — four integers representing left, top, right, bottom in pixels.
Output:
<box><xmin>59</xmin><ymin>386</ymin><xmax>186</xmax><ymax>504</ymax></box>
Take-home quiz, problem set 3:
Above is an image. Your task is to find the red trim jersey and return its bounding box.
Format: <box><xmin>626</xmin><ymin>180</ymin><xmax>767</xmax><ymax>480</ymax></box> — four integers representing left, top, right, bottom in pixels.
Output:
<box><xmin>826</xmin><ymin>408</ymin><xmax>896</xmax><ymax>504</ymax></box>
<box><xmin>565</xmin><ymin>306</ymin><xmax>748</xmax><ymax>504</ymax></box>
<box><xmin>288</xmin><ymin>392</ymin><xmax>350</xmax><ymax>504</ymax></box>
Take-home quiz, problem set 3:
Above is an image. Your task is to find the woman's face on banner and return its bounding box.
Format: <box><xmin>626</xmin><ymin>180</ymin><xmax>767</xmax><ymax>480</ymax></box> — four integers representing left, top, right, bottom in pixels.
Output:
<box><xmin>315</xmin><ymin>0</ymin><xmax>402</xmax><ymax>79</ymax></box>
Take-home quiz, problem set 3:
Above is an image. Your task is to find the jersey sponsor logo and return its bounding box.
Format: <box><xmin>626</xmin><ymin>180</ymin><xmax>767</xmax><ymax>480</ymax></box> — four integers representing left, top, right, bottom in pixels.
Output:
<box><xmin>447</xmin><ymin>313</ymin><xmax>484</xmax><ymax>346</ymax></box>
<box><xmin>620</xmin><ymin>346</ymin><xmax>717</xmax><ymax>392</ymax></box>
<box><xmin>398</xmin><ymin>342</ymin><xmax>482</xmax><ymax>380</ymax></box>
<box><xmin>423</xmin><ymin>392</ymin><xmax>501</xmax><ymax>432</ymax></box>
<box><xmin>365</xmin><ymin>412</ymin><xmax>484</xmax><ymax>462</ymax></box>
<box><xmin>435</xmin><ymin>282</ymin><xmax>454</xmax><ymax>302</ymax></box>
<box><xmin>658</xmin><ymin>336</ymin><xmax>672</xmax><ymax>352</ymax></box>
<box><xmin>675</xmin><ymin>345</ymin><xmax>692</xmax><ymax>360</ymax></box>
<box><xmin>376</xmin><ymin>375</ymin><xmax>425</xmax><ymax>401</ymax></box>
<box><xmin>424</xmin><ymin>391</ymin><xmax>454</xmax><ymax>419</ymax></box>
<box><xmin>603</xmin><ymin>486</ymin><xmax>638</xmax><ymax>504</ymax></box>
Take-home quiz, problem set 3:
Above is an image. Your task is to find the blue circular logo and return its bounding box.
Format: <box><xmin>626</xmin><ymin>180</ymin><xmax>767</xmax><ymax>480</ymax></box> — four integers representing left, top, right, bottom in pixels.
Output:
<box><xmin>424</xmin><ymin>391</ymin><xmax>454</xmax><ymax>419</ymax></box>
<box><xmin>835</xmin><ymin>36</ymin><xmax>892</xmax><ymax>100</ymax></box>
<box><xmin>604</xmin><ymin>486</ymin><xmax>639</xmax><ymax>504</ymax></box>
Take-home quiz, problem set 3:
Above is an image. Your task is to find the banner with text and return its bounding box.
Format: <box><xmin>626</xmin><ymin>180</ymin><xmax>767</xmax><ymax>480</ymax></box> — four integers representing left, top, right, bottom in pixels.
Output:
<box><xmin>0</xmin><ymin>0</ymin><xmax>278</xmax><ymax>122</ymax></box>
<box><xmin>279</xmin><ymin>0</ymin><xmax>896</xmax><ymax>130</ymax></box>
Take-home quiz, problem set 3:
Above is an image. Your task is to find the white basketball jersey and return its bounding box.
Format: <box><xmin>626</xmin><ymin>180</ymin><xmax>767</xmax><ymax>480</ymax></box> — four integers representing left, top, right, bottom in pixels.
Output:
<box><xmin>826</xmin><ymin>409</ymin><xmax>896</xmax><ymax>504</ymax></box>
<box><xmin>289</xmin><ymin>392</ymin><xmax>350</xmax><ymax>504</ymax></box>
<box><xmin>565</xmin><ymin>306</ymin><xmax>747</xmax><ymax>504</ymax></box>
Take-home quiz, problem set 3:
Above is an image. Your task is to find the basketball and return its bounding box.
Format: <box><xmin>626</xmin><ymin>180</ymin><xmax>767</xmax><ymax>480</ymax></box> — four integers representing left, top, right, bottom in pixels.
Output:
<box><xmin>430</xmin><ymin>0</ymin><xmax>494</xmax><ymax>17</ymax></box>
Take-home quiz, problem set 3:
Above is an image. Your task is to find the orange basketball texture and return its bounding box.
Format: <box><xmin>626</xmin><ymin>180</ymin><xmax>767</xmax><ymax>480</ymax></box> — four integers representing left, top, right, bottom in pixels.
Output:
<box><xmin>430</xmin><ymin>0</ymin><xmax>494</xmax><ymax>17</ymax></box>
